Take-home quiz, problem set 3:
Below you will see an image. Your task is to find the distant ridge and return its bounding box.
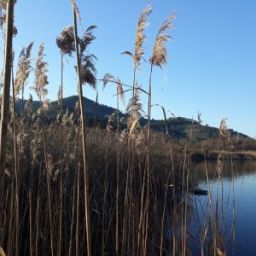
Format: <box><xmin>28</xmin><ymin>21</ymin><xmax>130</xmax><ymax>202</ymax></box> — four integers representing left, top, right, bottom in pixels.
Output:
<box><xmin>16</xmin><ymin>96</ymin><xmax>255</xmax><ymax>147</ymax></box>
<box><xmin>16</xmin><ymin>95</ymin><xmax>118</xmax><ymax>119</ymax></box>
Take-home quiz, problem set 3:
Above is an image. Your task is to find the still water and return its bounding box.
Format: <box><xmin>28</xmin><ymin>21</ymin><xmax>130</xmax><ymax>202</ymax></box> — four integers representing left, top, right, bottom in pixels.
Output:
<box><xmin>189</xmin><ymin>161</ymin><xmax>256</xmax><ymax>255</ymax></box>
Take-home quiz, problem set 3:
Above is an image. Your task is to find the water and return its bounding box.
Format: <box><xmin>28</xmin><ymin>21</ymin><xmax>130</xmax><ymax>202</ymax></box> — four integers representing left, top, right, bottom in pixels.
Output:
<box><xmin>189</xmin><ymin>161</ymin><xmax>256</xmax><ymax>255</ymax></box>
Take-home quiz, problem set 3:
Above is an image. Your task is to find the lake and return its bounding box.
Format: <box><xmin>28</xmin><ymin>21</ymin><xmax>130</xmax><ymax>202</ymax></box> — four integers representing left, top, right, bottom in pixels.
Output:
<box><xmin>188</xmin><ymin>161</ymin><xmax>256</xmax><ymax>255</ymax></box>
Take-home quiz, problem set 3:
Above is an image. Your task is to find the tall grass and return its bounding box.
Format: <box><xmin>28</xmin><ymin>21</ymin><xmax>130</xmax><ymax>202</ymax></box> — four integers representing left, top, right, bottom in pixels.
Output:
<box><xmin>0</xmin><ymin>2</ymin><xmax>238</xmax><ymax>256</ymax></box>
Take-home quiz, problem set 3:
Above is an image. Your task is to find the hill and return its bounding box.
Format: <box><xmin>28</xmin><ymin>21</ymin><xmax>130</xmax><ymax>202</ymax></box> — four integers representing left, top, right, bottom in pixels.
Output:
<box><xmin>16</xmin><ymin>95</ymin><xmax>256</xmax><ymax>151</ymax></box>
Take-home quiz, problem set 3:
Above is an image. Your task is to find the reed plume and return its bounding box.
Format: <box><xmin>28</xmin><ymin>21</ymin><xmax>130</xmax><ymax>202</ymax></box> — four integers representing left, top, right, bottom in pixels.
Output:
<box><xmin>102</xmin><ymin>73</ymin><xmax>125</xmax><ymax>104</ymax></box>
<box><xmin>150</xmin><ymin>15</ymin><xmax>175</xmax><ymax>67</ymax></box>
<box><xmin>126</xmin><ymin>83</ymin><xmax>141</xmax><ymax>118</ymax></box>
<box><xmin>79</xmin><ymin>26</ymin><xmax>97</xmax><ymax>88</ymax></box>
<box><xmin>56</xmin><ymin>26</ymin><xmax>75</xmax><ymax>113</ymax></box>
<box><xmin>102</xmin><ymin>73</ymin><xmax>115</xmax><ymax>86</ymax></box>
<box><xmin>14</xmin><ymin>42</ymin><xmax>33</xmax><ymax>98</ymax></box>
<box><xmin>80</xmin><ymin>54</ymin><xmax>97</xmax><ymax>87</ymax></box>
<box><xmin>79</xmin><ymin>25</ymin><xmax>97</xmax><ymax>53</ymax></box>
<box><xmin>56</xmin><ymin>26</ymin><xmax>75</xmax><ymax>55</ymax></box>
<box><xmin>116</xmin><ymin>78</ymin><xmax>125</xmax><ymax>104</ymax></box>
<box><xmin>56</xmin><ymin>25</ymin><xmax>97</xmax><ymax>57</ymax></box>
<box><xmin>219</xmin><ymin>118</ymin><xmax>229</xmax><ymax>140</ymax></box>
<box><xmin>147</xmin><ymin>13</ymin><xmax>175</xmax><ymax>136</ymax></box>
<box><xmin>134</xmin><ymin>5</ymin><xmax>152</xmax><ymax>68</ymax></box>
<box><xmin>126</xmin><ymin>83</ymin><xmax>142</xmax><ymax>134</ymax></box>
<box><xmin>56</xmin><ymin>24</ymin><xmax>97</xmax><ymax>114</ymax></box>
<box><xmin>33</xmin><ymin>43</ymin><xmax>48</xmax><ymax>103</ymax></box>
<box><xmin>57</xmin><ymin>25</ymin><xmax>97</xmax><ymax>88</ymax></box>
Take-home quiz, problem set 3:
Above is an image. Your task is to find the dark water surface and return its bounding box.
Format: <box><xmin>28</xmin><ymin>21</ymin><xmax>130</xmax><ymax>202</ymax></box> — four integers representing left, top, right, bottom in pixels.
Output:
<box><xmin>189</xmin><ymin>161</ymin><xmax>256</xmax><ymax>255</ymax></box>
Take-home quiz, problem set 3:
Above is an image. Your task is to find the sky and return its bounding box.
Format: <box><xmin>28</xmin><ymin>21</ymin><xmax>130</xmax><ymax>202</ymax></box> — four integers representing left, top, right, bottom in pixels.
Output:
<box><xmin>1</xmin><ymin>0</ymin><xmax>256</xmax><ymax>137</ymax></box>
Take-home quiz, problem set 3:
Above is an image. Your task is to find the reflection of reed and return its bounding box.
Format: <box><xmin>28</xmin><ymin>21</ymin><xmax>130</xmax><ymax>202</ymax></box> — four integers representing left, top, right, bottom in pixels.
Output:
<box><xmin>190</xmin><ymin>160</ymin><xmax>256</xmax><ymax>182</ymax></box>
<box><xmin>161</xmin><ymin>121</ymin><xmax>238</xmax><ymax>255</ymax></box>
<box><xmin>231</xmin><ymin>157</ymin><xmax>236</xmax><ymax>256</ymax></box>
<box><xmin>161</xmin><ymin>148</ymin><xmax>195</xmax><ymax>256</ymax></box>
<box><xmin>179</xmin><ymin>120</ymin><xmax>240</xmax><ymax>256</ymax></box>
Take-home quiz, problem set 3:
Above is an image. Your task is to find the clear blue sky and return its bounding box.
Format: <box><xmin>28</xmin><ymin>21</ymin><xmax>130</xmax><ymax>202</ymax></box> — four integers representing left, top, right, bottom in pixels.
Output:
<box><xmin>1</xmin><ymin>0</ymin><xmax>256</xmax><ymax>137</ymax></box>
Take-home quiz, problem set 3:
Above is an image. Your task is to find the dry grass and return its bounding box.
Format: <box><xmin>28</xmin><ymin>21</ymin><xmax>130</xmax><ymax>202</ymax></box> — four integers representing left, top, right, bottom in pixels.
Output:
<box><xmin>134</xmin><ymin>5</ymin><xmax>152</xmax><ymax>67</ymax></box>
<box><xmin>14</xmin><ymin>42</ymin><xmax>33</xmax><ymax>97</ymax></box>
<box><xmin>0</xmin><ymin>3</ymin><xmax>239</xmax><ymax>256</ymax></box>
<box><xmin>0</xmin><ymin>111</ymin><xmax>180</xmax><ymax>255</ymax></box>
<box><xmin>150</xmin><ymin>15</ymin><xmax>175</xmax><ymax>67</ymax></box>
<box><xmin>33</xmin><ymin>43</ymin><xmax>48</xmax><ymax>102</ymax></box>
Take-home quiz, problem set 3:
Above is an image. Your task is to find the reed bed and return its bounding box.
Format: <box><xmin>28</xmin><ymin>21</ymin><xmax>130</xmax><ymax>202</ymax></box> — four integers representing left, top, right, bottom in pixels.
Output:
<box><xmin>0</xmin><ymin>1</ymin><xmax>237</xmax><ymax>255</ymax></box>
<box><xmin>0</xmin><ymin>110</ymin><xmax>181</xmax><ymax>255</ymax></box>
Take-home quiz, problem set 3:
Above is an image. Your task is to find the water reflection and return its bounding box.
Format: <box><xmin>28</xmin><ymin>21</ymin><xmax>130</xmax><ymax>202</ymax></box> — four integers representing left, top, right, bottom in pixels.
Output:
<box><xmin>190</xmin><ymin>161</ymin><xmax>256</xmax><ymax>256</ymax></box>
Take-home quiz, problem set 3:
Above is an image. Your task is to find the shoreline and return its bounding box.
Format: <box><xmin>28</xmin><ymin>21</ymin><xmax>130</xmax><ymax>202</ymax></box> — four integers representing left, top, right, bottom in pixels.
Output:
<box><xmin>191</xmin><ymin>150</ymin><xmax>256</xmax><ymax>162</ymax></box>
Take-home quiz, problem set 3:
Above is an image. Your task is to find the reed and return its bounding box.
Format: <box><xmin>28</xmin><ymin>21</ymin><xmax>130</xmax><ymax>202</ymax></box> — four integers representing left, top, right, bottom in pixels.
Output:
<box><xmin>33</xmin><ymin>43</ymin><xmax>48</xmax><ymax>104</ymax></box>
<box><xmin>0</xmin><ymin>0</ymin><xmax>14</xmax><ymax>247</ymax></box>
<box><xmin>0</xmin><ymin>2</ymin><xmax>238</xmax><ymax>256</ymax></box>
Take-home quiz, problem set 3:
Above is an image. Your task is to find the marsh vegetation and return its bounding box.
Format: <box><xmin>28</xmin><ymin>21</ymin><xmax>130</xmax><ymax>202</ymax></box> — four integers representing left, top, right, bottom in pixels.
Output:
<box><xmin>0</xmin><ymin>1</ymin><xmax>254</xmax><ymax>256</ymax></box>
